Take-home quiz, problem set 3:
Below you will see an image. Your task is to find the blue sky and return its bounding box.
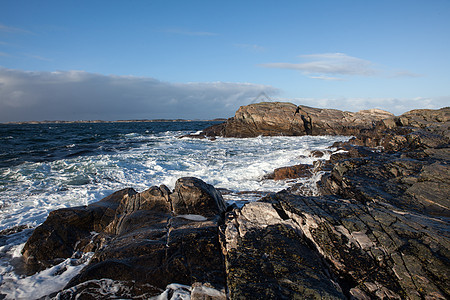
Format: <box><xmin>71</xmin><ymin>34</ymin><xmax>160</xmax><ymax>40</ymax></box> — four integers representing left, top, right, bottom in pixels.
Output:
<box><xmin>1</xmin><ymin>0</ymin><xmax>449</xmax><ymax>122</ymax></box>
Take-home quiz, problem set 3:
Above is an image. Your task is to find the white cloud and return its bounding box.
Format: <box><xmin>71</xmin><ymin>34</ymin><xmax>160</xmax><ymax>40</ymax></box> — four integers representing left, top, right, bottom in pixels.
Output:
<box><xmin>0</xmin><ymin>68</ymin><xmax>277</xmax><ymax>122</ymax></box>
<box><xmin>261</xmin><ymin>53</ymin><xmax>377</xmax><ymax>79</ymax></box>
<box><xmin>262</xmin><ymin>53</ymin><xmax>423</xmax><ymax>80</ymax></box>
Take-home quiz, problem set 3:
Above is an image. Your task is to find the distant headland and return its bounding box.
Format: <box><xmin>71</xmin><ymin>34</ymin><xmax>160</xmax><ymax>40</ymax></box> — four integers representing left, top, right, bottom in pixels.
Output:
<box><xmin>3</xmin><ymin>118</ymin><xmax>227</xmax><ymax>125</ymax></box>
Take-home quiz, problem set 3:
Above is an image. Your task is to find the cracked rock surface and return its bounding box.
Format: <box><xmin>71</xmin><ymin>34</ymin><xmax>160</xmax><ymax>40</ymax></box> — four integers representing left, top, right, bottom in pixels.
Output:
<box><xmin>22</xmin><ymin>177</ymin><xmax>227</xmax><ymax>298</ymax></box>
<box><xmin>221</xmin><ymin>106</ymin><xmax>449</xmax><ymax>299</ymax></box>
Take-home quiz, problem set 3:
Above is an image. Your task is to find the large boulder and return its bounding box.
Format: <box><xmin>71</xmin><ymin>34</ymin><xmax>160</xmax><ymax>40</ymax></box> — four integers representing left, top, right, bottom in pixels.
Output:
<box><xmin>222</xmin><ymin>186</ymin><xmax>448</xmax><ymax>299</ymax></box>
<box><xmin>203</xmin><ymin>102</ymin><xmax>394</xmax><ymax>137</ymax></box>
<box><xmin>21</xmin><ymin>177</ymin><xmax>228</xmax><ymax>298</ymax></box>
<box><xmin>171</xmin><ymin>177</ymin><xmax>227</xmax><ymax>217</ymax></box>
<box><xmin>21</xmin><ymin>188</ymin><xmax>137</xmax><ymax>273</ymax></box>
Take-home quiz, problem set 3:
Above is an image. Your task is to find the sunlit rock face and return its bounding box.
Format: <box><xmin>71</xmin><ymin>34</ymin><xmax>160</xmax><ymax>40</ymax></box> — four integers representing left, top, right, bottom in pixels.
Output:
<box><xmin>202</xmin><ymin>102</ymin><xmax>395</xmax><ymax>137</ymax></box>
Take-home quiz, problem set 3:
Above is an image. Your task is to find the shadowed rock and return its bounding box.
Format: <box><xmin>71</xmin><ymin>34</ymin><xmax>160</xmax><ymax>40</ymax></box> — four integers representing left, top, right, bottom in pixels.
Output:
<box><xmin>21</xmin><ymin>188</ymin><xmax>137</xmax><ymax>273</ymax></box>
<box><xmin>223</xmin><ymin>201</ymin><xmax>346</xmax><ymax>299</ymax></box>
<box><xmin>250</xmin><ymin>192</ymin><xmax>450</xmax><ymax>299</ymax></box>
<box><xmin>22</xmin><ymin>177</ymin><xmax>227</xmax><ymax>298</ymax></box>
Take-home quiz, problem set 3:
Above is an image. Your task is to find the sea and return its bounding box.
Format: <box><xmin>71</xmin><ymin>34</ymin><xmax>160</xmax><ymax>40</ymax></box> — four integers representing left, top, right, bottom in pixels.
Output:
<box><xmin>0</xmin><ymin>121</ymin><xmax>349</xmax><ymax>299</ymax></box>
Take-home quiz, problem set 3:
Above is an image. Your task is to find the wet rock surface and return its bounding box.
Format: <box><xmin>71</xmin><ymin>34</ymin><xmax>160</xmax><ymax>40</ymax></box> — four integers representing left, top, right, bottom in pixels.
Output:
<box><xmin>247</xmin><ymin>192</ymin><xmax>450</xmax><ymax>299</ymax></box>
<box><xmin>223</xmin><ymin>201</ymin><xmax>346</xmax><ymax>299</ymax></box>
<box><xmin>19</xmin><ymin>104</ymin><xmax>449</xmax><ymax>299</ymax></box>
<box><xmin>22</xmin><ymin>177</ymin><xmax>228</xmax><ymax>298</ymax></box>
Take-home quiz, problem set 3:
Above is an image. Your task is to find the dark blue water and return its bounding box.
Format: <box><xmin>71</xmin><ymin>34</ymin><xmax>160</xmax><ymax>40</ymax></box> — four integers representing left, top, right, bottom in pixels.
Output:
<box><xmin>0</xmin><ymin>121</ymin><xmax>219</xmax><ymax>168</ymax></box>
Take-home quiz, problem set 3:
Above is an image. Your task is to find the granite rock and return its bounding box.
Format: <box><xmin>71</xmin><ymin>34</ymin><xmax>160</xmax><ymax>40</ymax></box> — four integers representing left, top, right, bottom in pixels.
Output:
<box><xmin>22</xmin><ymin>177</ymin><xmax>228</xmax><ymax>298</ymax></box>
<box><xmin>202</xmin><ymin>102</ymin><xmax>394</xmax><ymax>138</ymax></box>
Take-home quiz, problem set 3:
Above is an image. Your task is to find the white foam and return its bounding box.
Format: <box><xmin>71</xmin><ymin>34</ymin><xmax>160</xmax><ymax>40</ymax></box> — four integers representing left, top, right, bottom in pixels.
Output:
<box><xmin>177</xmin><ymin>214</ymin><xmax>208</xmax><ymax>222</ymax></box>
<box><xmin>0</xmin><ymin>134</ymin><xmax>348</xmax><ymax>232</ymax></box>
<box><xmin>0</xmin><ymin>133</ymin><xmax>349</xmax><ymax>297</ymax></box>
<box><xmin>0</xmin><ymin>239</ymin><xmax>93</xmax><ymax>300</ymax></box>
<box><xmin>153</xmin><ymin>283</ymin><xmax>191</xmax><ymax>300</ymax></box>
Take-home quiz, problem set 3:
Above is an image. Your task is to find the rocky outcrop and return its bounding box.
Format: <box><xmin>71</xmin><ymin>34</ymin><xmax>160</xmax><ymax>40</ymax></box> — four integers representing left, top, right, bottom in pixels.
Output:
<box><xmin>223</xmin><ymin>192</ymin><xmax>449</xmax><ymax>299</ymax></box>
<box><xmin>320</xmin><ymin>107</ymin><xmax>449</xmax><ymax>217</ymax></box>
<box><xmin>202</xmin><ymin>102</ymin><xmax>395</xmax><ymax>137</ymax></box>
<box><xmin>22</xmin><ymin>177</ymin><xmax>228</xmax><ymax>299</ymax></box>
<box><xmin>19</xmin><ymin>105</ymin><xmax>449</xmax><ymax>299</ymax></box>
<box><xmin>221</xmin><ymin>106</ymin><xmax>449</xmax><ymax>299</ymax></box>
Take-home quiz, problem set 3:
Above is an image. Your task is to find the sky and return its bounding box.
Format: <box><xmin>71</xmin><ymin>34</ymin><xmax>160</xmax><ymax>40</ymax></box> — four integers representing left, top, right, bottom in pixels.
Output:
<box><xmin>0</xmin><ymin>0</ymin><xmax>449</xmax><ymax>122</ymax></box>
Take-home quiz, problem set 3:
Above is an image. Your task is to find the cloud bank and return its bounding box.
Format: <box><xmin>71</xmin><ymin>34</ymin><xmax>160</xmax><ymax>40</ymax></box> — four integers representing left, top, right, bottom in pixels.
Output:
<box><xmin>0</xmin><ymin>68</ymin><xmax>277</xmax><ymax>122</ymax></box>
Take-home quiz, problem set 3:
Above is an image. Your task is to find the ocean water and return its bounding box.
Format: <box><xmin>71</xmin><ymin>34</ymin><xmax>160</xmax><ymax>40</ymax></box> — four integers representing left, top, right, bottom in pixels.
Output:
<box><xmin>0</xmin><ymin>121</ymin><xmax>349</xmax><ymax>299</ymax></box>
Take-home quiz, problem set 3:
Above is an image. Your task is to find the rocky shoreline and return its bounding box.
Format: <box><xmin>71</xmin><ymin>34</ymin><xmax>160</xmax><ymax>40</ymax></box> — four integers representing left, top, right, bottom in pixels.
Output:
<box><xmin>13</xmin><ymin>103</ymin><xmax>450</xmax><ymax>299</ymax></box>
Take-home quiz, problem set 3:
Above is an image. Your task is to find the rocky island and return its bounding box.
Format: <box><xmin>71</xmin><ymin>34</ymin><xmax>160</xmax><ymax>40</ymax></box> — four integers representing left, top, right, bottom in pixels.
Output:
<box><xmin>19</xmin><ymin>102</ymin><xmax>449</xmax><ymax>299</ymax></box>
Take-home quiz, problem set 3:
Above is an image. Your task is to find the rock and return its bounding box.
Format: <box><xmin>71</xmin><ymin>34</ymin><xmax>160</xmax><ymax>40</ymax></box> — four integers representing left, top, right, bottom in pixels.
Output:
<box><xmin>21</xmin><ymin>177</ymin><xmax>228</xmax><ymax>298</ymax></box>
<box><xmin>219</xmin><ymin>105</ymin><xmax>449</xmax><ymax>299</ymax></box>
<box><xmin>310</xmin><ymin>150</ymin><xmax>329</xmax><ymax>158</ymax></box>
<box><xmin>320</xmin><ymin>109</ymin><xmax>450</xmax><ymax>218</ymax></box>
<box><xmin>400</xmin><ymin>107</ymin><xmax>450</xmax><ymax>127</ymax></box>
<box><xmin>222</xmin><ymin>202</ymin><xmax>346</xmax><ymax>299</ymax></box>
<box><xmin>171</xmin><ymin>177</ymin><xmax>227</xmax><ymax>217</ymax></box>
<box><xmin>21</xmin><ymin>188</ymin><xmax>137</xmax><ymax>273</ymax></box>
<box><xmin>203</xmin><ymin>102</ymin><xmax>394</xmax><ymax>138</ymax></box>
<box><xmin>254</xmin><ymin>192</ymin><xmax>450</xmax><ymax>299</ymax></box>
<box><xmin>264</xmin><ymin>164</ymin><xmax>313</xmax><ymax>180</ymax></box>
<box><xmin>222</xmin><ymin>190</ymin><xmax>449</xmax><ymax>299</ymax></box>
<box><xmin>52</xmin><ymin>279</ymin><xmax>164</xmax><ymax>299</ymax></box>
<box><xmin>343</xmin><ymin>107</ymin><xmax>449</xmax><ymax>151</ymax></box>
<box><xmin>19</xmin><ymin>105</ymin><xmax>450</xmax><ymax>299</ymax></box>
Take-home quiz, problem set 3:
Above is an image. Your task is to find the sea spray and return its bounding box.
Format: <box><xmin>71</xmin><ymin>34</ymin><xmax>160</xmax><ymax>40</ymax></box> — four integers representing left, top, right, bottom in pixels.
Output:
<box><xmin>0</xmin><ymin>122</ymin><xmax>349</xmax><ymax>299</ymax></box>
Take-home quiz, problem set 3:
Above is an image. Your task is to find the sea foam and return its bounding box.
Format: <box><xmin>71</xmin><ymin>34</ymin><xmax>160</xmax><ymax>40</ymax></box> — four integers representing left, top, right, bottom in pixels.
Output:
<box><xmin>0</xmin><ymin>125</ymin><xmax>348</xmax><ymax>298</ymax></box>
